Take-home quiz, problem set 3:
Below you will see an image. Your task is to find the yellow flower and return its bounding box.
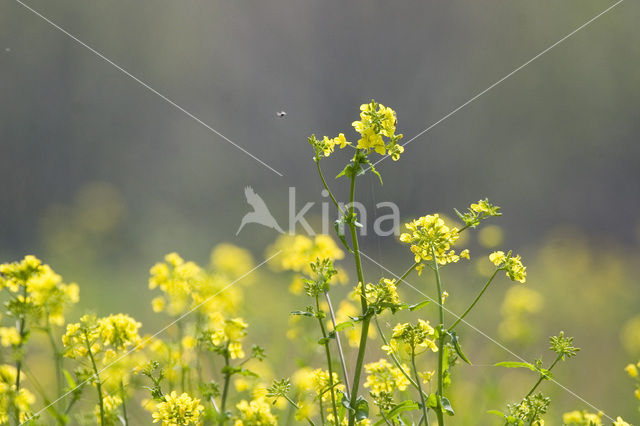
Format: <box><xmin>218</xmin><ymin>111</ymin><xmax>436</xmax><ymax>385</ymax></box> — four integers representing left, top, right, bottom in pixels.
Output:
<box><xmin>210</xmin><ymin>243</ymin><xmax>255</xmax><ymax>281</ymax></box>
<box><xmin>489</xmin><ymin>251</ymin><xmax>527</xmax><ymax>283</ymax></box>
<box><xmin>152</xmin><ymin>391</ymin><xmax>203</xmax><ymax>425</ymax></box>
<box><xmin>613</xmin><ymin>417</ymin><xmax>630</xmax><ymax>426</ymax></box>
<box><xmin>266</xmin><ymin>234</ymin><xmax>344</xmax><ymax>275</ymax></box>
<box><xmin>309</xmin><ymin>369</ymin><xmax>344</xmax><ymax>402</ymax></box>
<box><xmin>624</xmin><ymin>363</ymin><xmax>638</xmax><ymax>378</ymax></box>
<box><xmin>562</xmin><ymin>410</ymin><xmax>603</xmax><ymax>425</ymax></box>
<box><xmin>0</xmin><ymin>327</ymin><xmax>21</xmax><ymax>347</ymax></box>
<box><xmin>351</xmin><ymin>101</ymin><xmax>404</xmax><ymax>160</ymax></box>
<box><xmin>386</xmin><ymin>320</ymin><xmax>438</xmax><ymax>358</ymax></box>
<box><xmin>400</xmin><ymin>214</ymin><xmax>465</xmax><ymax>265</ymax></box>
<box><xmin>355</xmin><ymin>278</ymin><xmax>401</xmax><ymax>312</ymax></box>
<box><xmin>489</xmin><ymin>251</ymin><xmax>507</xmax><ymax>266</ymax></box>
<box><xmin>364</xmin><ymin>359</ymin><xmax>410</xmax><ymax>394</ymax></box>
<box><xmin>234</xmin><ymin>398</ymin><xmax>277</xmax><ymax>425</ymax></box>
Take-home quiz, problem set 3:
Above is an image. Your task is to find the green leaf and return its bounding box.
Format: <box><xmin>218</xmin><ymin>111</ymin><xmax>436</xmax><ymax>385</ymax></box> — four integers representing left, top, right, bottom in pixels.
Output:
<box><xmin>385</xmin><ymin>400</ymin><xmax>419</xmax><ymax>419</ymax></box>
<box><xmin>426</xmin><ymin>393</ymin><xmax>438</xmax><ymax>409</ymax></box>
<box><xmin>448</xmin><ymin>331</ymin><xmax>471</xmax><ymax>365</ymax></box>
<box><xmin>440</xmin><ymin>397</ymin><xmax>455</xmax><ymax>416</ymax></box>
<box><xmin>334</xmin><ymin>321</ymin><xmax>354</xmax><ymax>332</ymax></box>
<box><xmin>367</xmin><ymin>162</ymin><xmax>383</xmax><ymax>185</ymax></box>
<box><xmin>408</xmin><ymin>300</ymin><xmax>431</xmax><ymax>311</ymax></box>
<box><xmin>486</xmin><ymin>410</ymin><xmax>506</xmax><ymax>418</ymax></box>
<box><xmin>62</xmin><ymin>369</ymin><xmax>76</xmax><ymax>388</ymax></box>
<box><xmin>355</xmin><ymin>396</ymin><xmax>369</xmax><ymax>421</ymax></box>
<box><xmin>334</xmin><ymin>219</ymin><xmax>353</xmax><ymax>253</ymax></box>
<box><xmin>318</xmin><ymin>337</ymin><xmax>332</xmax><ymax>345</ymax></box>
<box><xmin>494</xmin><ymin>361</ymin><xmax>539</xmax><ymax>372</ymax></box>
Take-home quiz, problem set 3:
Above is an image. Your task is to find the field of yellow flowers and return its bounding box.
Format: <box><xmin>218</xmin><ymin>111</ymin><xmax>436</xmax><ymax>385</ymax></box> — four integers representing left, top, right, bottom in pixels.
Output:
<box><xmin>1</xmin><ymin>103</ymin><xmax>638</xmax><ymax>425</ymax></box>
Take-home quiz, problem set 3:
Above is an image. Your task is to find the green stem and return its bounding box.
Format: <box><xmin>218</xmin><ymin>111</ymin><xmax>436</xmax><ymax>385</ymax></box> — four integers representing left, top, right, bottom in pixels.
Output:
<box><xmin>432</xmin><ymin>249</ymin><xmax>445</xmax><ymax>426</ymax></box>
<box><xmin>84</xmin><ymin>331</ymin><xmax>105</xmax><ymax>426</ymax></box>
<box><xmin>22</xmin><ymin>366</ymin><xmax>65</xmax><ymax>424</ymax></box>
<box><xmin>346</xmin><ymin>156</ymin><xmax>370</xmax><ymax>426</ymax></box>
<box><xmin>315</xmin><ymin>160</ymin><xmax>351</xmax><ymax>396</ymax></box>
<box><xmin>411</xmin><ymin>348</ymin><xmax>430</xmax><ymax>426</ymax></box>
<box><xmin>526</xmin><ymin>354</ymin><xmax>562</xmax><ymax>397</ymax></box>
<box><xmin>316</xmin><ymin>161</ymin><xmax>346</xmax><ymax>215</ymax></box>
<box><xmin>45</xmin><ymin>321</ymin><xmax>64</xmax><ymax>408</ymax></box>
<box><xmin>448</xmin><ymin>270</ymin><xmax>499</xmax><ymax>331</ymax></box>
<box><xmin>219</xmin><ymin>343</ymin><xmax>231</xmax><ymax>426</ymax></box>
<box><xmin>316</xmin><ymin>296</ymin><xmax>340</xmax><ymax>426</ymax></box>
<box><xmin>120</xmin><ymin>380</ymin><xmax>129</xmax><ymax>426</ymax></box>
<box><xmin>13</xmin><ymin>285</ymin><xmax>28</xmax><ymax>425</ymax></box>
<box><xmin>324</xmin><ymin>291</ymin><xmax>351</xmax><ymax>396</ymax></box>
<box><xmin>399</xmin><ymin>262</ymin><xmax>420</xmax><ymax>284</ymax></box>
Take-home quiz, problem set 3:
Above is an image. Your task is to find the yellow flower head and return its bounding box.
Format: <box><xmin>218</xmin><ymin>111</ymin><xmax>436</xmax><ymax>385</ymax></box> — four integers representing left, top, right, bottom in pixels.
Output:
<box><xmin>152</xmin><ymin>391</ymin><xmax>203</xmax><ymax>425</ymax></box>
<box><xmin>351</xmin><ymin>100</ymin><xmax>404</xmax><ymax>160</ymax></box>
<box><xmin>234</xmin><ymin>398</ymin><xmax>277</xmax><ymax>425</ymax></box>
<box><xmin>308</xmin><ymin>133</ymin><xmax>352</xmax><ymax>159</ymax></box>
<box><xmin>489</xmin><ymin>251</ymin><xmax>527</xmax><ymax>283</ymax></box>
<box><xmin>267</xmin><ymin>234</ymin><xmax>344</xmax><ymax>275</ymax></box>
<box><xmin>385</xmin><ymin>320</ymin><xmax>438</xmax><ymax>357</ymax></box>
<box><xmin>561</xmin><ymin>410</ymin><xmax>603</xmax><ymax>425</ymax></box>
<box><xmin>400</xmin><ymin>214</ymin><xmax>465</xmax><ymax>265</ymax></box>
<box><xmin>364</xmin><ymin>359</ymin><xmax>410</xmax><ymax>394</ymax></box>
<box><xmin>624</xmin><ymin>363</ymin><xmax>638</xmax><ymax>378</ymax></box>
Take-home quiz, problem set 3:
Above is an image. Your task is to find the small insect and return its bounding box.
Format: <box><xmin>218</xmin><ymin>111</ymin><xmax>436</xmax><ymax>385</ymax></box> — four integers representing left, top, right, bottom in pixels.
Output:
<box><xmin>276</xmin><ymin>111</ymin><xmax>287</xmax><ymax>118</ymax></box>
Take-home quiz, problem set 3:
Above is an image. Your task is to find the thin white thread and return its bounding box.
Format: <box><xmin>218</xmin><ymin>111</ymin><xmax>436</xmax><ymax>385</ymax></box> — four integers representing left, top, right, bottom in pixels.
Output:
<box><xmin>369</xmin><ymin>0</ymin><xmax>624</xmax><ymax>170</ymax></box>
<box><xmin>14</xmin><ymin>0</ymin><xmax>285</xmax><ymax>177</ymax></box>
<box><xmin>22</xmin><ymin>251</ymin><xmax>281</xmax><ymax>424</ymax></box>
<box><xmin>359</xmin><ymin>251</ymin><xmax>614</xmax><ymax>421</ymax></box>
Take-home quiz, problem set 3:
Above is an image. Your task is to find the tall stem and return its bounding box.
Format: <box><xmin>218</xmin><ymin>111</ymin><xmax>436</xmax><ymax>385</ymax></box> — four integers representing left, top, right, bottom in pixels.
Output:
<box><xmin>449</xmin><ymin>270</ymin><xmax>499</xmax><ymax>331</ymax></box>
<box><xmin>120</xmin><ymin>380</ymin><xmax>130</xmax><ymax>426</ymax></box>
<box><xmin>219</xmin><ymin>344</ymin><xmax>231</xmax><ymax>426</ymax></box>
<box><xmin>84</xmin><ymin>331</ymin><xmax>105</xmax><ymax>426</ymax></box>
<box><xmin>316</xmin><ymin>296</ymin><xmax>340</xmax><ymax>426</ymax></box>
<box><xmin>432</xmin><ymin>249</ymin><xmax>445</xmax><ymax>426</ymax></box>
<box><xmin>45</xmin><ymin>320</ymin><xmax>64</xmax><ymax>407</ymax></box>
<box><xmin>411</xmin><ymin>348</ymin><xmax>430</xmax><ymax>426</ymax></box>
<box><xmin>315</xmin><ymin>160</ymin><xmax>352</xmax><ymax>397</ymax></box>
<box><xmin>324</xmin><ymin>291</ymin><xmax>350</xmax><ymax>396</ymax></box>
<box><xmin>346</xmin><ymin>157</ymin><xmax>370</xmax><ymax>426</ymax></box>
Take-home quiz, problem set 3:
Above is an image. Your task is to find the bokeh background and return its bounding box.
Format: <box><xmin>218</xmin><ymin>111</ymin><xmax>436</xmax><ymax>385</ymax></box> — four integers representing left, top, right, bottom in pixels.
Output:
<box><xmin>1</xmin><ymin>0</ymin><xmax>639</xmax><ymax>423</ymax></box>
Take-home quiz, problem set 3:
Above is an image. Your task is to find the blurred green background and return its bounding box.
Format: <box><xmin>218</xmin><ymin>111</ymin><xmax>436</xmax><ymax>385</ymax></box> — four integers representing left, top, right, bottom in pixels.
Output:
<box><xmin>1</xmin><ymin>0</ymin><xmax>639</xmax><ymax>423</ymax></box>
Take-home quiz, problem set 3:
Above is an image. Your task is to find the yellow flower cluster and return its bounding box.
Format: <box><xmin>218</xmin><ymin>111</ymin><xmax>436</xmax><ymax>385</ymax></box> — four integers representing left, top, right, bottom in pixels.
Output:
<box><xmin>0</xmin><ymin>255</ymin><xmax>79</xmax><ymax>326</ymax></box>
<box><xmin>364</xmin><ymin>359</ymin><xmax>410</xmax><ymax>394</ymax></box>
<box><xmin>94</xmin><ymin>394</ymin><xmax>123</xmax><ymax>425</ymax></box>
<box><xmin>149</xmin><ymin>253</ymin><xmax>207</xmax><ymax>316</ymax></box>
<box><xmin>625</xmin><ymin>361</ymin><xmax>640</xmax><ymax>401</ymax></box>
<box><xmin>152</xmin><ymin>391</ymin><xmax>204</xmax><ymax>425</ymax></box>
<box><xmin>352</xmin><ymin>100</ymin><xmax>404</xmax><ymax>160</ymax></box>
<box><xmin>0</xmin><ymin>364</ymin><xmax>35</xmax><ymax>424</ymax></box>
<box><xmin>308</xmin><ymin>133</ymin><xmax>351</xmax><ymax>159</ymax></box>
<box><xmin>562</xmin><ymin>410</ymin><xmax>603</xmax><ymax>425</ymax></box>
<box><xmin>267</xmin><ymin>234</ymin><xmax>344</xmax><ymax>275</ymax></box>
<box><xmin>310</xmin><ymin>369</ymin><xmax>344</xmax><ymax>402</ymax></box>
<box><xmin>207</xmin><ymin>317</ymin><xmax>249</xmax><ymax>359</ymax></box>
<box><xmin>355</xmin><ymin>278</ymin><xmax>402</xmax><ymax>312</ymax></box>
<box><xmin>234</xmin><ymin>398</ymin><xmax>278</xmax><ymax>426</ymax></box>
<box><xmin>489</xmin><ymin>251</ymin><xmax>527</xmax><ymax>283</ymax></box>
<box><xmin>62</xmin><ymin>313</ymin><xmax>142</xmax><ymax>359</ymax></box>
<box><xmin>400</xmin><ymin>214</ymin><xmax>468</xmax><ymax>265</ymax></box>
<box><xmin>384</xmin><ymin>320</ymin><xmax>438</xmax><ymax>357</ymax></box>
